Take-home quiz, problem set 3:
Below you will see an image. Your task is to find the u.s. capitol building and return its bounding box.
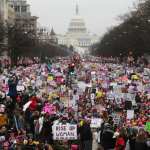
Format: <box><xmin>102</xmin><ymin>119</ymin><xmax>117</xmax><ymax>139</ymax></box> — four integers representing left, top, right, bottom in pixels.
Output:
<box><xmin>57</xmin><ymin>4</ymin><xmax>99</xmax><ymax>54</ymax></box>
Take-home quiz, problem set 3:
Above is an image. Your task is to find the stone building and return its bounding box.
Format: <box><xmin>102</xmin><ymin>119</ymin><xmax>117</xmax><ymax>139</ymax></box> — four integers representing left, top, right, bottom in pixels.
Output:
<box><xmin>8</xmin><ymin>0</ymin><xmax>38</xmax><ymax>33</ymax></box>
<box><xmin>0</xmin><ymin>0</ymin><xmax>15</xmax><ymax>24</ymax></box>
<box><xmin>37</xmin><ymin>26</ymin><xmax>58</xmax><ymax>44</ymax></box>
<box><xmin>0</xmin><ymin>0</ymin><xmax>8</xmax><ymax>22</ymax></box>
<box><xmin>50</xmin><ymin>28</ymin><xmax>58</xmax><ymax>44</ymax></box>
<box><xmin>57</xmin><ymin>4</ymin><xmax>99</xmax><ymax>54</ymax></box>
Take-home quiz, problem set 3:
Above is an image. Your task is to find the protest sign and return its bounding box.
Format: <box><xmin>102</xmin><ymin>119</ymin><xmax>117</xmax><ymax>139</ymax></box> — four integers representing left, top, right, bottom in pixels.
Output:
<box><xmin>53</xmin><ymin>124</ymin><xmax>77</xmax><ymax>140</ymax></box>
<box><xmin>107</xmin><ymin>92</ymin><xmax>115</xmax><ymax>100</ymax></box>
<box><xmin>115</xmin><ymin>97</ymin><xmax>122</xmax><ymax>104</ymax></box>
<box><xmin>90</xmin><ymin>118</ymin><xmax>103</xmax><ymax>128</ymax></box>
<box><xmin>144</xmin><ymin>68</ymin><xmax>150</xmax><ymax>77</ymax></box>
<box><xmin>126</xmin><ymin>93</ymin><xmax>135</xmax><ymax>101</ymax></box>
<box><xmin>0</xmin><ymin>104</ymin><xmax>5</xmax><ymax>113</ymax></box>
<box><xmin>42</xmin><ymin>103</ymin><xmax>56</xmax><ymax>115</ymax></box>
<box><xmin>17</xmin><ymin>85</ymin><xmax>25</xmax><ymax>91</ymax></box>
<box><xmin>0</xmin><ymin>136</ymin><xmax>5</xmax><ymax>142</ymax></box>
<box><xmin>145</xmin><ymin>122</ymin><xmax>150</xmax><ymax>133</ymax></box>
<box><xmin>0</xmin><ymin>115</ymin><xmax>8</xmax><ymax>126</ymax></box>
<box><xmin>112</xmin><ymin>113</ymin><xmax>122</xmax><ymax>125</ymax></box>
<box><xmin>113</xmin><ymin>116</ymin><xmax>120</xmax><ymax>125</ymax></box>
<box><xmin>90</xmin><ymin>93</ymin><xmax>95</xmax><ymax>100</ymax></box>
<box><xmin>127</xmin><ymin>110</ymin><xmax>134</xmax><ymax>120</ymax></box>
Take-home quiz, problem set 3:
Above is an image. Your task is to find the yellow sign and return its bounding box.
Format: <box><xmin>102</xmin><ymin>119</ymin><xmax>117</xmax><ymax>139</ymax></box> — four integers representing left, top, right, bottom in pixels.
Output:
<box><xmin>96</xmin><ymin>91</ymin><xmax>105</xmax><ymax>98</ymax></box>
<box><xmin>131</xmin><ymin>75</ymin><xmax>139</xmax><ymax>80</ymax></box>
<box><xmin>0</xmin><ymin>115</ymin><xmax>8</xmax><ymax>126</ymax></box>
<box><xmin>47</xmin><ymin>76</ymin><xmax>53</xmax><ymax>81</ymax></box>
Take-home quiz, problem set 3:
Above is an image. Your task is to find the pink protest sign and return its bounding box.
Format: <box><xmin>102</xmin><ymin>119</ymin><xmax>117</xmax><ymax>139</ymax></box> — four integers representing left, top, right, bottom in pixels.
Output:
<box><xmin>43</xmin><ymin>103</ymin><xmax>56</xmax><ymax>115</ymax></box>
<box><xmin>0</xmin><ymin>104</ymin><xmax>5</xmax><ymax>113</ymax></box>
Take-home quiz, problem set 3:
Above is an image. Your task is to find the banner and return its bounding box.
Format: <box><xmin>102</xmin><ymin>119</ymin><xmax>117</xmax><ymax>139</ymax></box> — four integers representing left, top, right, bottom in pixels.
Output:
<box><xmin>53</xmin><ymin>124</ymin><xmax>77</xmax><ymax>140</ymax></box>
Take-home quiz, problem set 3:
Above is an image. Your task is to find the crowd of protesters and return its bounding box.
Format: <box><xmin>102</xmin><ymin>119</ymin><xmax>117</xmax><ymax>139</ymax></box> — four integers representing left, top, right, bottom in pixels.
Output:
<box><xmin>0</xmin><ymin>54</ymin><xmax>149</xmax><ymax>150</ymax></box>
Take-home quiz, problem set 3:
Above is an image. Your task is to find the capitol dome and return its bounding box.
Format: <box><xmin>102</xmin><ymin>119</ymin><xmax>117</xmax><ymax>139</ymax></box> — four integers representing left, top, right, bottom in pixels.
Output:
<box><xmin>67</xmin><ymin>4</ymin><xmax>87</xmax><ymax>34</ymax></box>
<box><xmin>57</xmin><ymin>3</ymin><xmax>99</xmax><ymax>54</ymax></box>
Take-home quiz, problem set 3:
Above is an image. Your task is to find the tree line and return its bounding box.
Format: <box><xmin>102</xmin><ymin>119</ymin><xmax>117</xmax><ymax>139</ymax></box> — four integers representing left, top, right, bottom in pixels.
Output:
<box><xmin>91</xmin><ymin>0</ymin><xmax>150</xmax><ymax>57</ymax></box>
<box><xmin>0</xmin><ymin>22</ymin><xmax>71</xmax><ymax>65</ymax></box>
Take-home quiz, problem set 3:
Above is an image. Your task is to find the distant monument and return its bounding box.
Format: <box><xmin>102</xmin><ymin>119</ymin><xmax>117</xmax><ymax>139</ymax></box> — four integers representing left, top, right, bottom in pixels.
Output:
<box><xmin>57</xmin><ymin>3</ymin><xmax>99</xmax><ymax>54</ymax></box>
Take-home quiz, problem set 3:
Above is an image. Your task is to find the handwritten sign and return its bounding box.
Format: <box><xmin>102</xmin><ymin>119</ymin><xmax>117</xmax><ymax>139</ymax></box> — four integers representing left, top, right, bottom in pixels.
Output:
<box><xmin>0</xmin><ymin>136</ymin><xmax>5</xmax><ymax>142</ymax></box>
<box><xmin>90</xmin><ymin>118</ymin><xmax>103</xmax><ymax>128</ymax></box>
<box><xmin>0</xmin><ymin>104</ymin><xmax>5</xmax><ymax>113</ymax></box>
<box><xmin>112</xmin><ymin>113</ymin><xmax>121</xmax><ymax>125</ymax></box>
<box><xmin>42</xmin><ymin>103</ymin><xmax>56</xmax><ymax>115</ymax></box>
<box><xmin>17</xmin><ymin>85</ymin><xmax>25</xmax><ymax>91</ymax></box>
<box><xmin>90</xmin><ymin>93</ymin><xmax>95</xmax><ymax>100</ymax></box>
<box><xmin>127</xmin><ymin>110</ymin><xmax>134</xmax><ymax>120</ymax></box>
<box><xmin>0</xmin><ymin>115</ymin><xmax>8</xmax><ymax>126</ymax></box>
<box><xmin>53</xmin><ymin>124</ymin><xmax>77</xmax><ymax>140</ymax></box>
<box><xmin>145</xmin><ymin>122</ymin><xmax>150</xmax><ymax>133</ymax></box>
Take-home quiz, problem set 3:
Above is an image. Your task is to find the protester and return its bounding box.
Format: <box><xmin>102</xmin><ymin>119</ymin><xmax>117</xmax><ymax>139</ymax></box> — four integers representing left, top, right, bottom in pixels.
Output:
<box><xmin>79</xmin><ymin>119</ymin><xmax>93</xmax><ymax>150</ymax></box>
<box><xmin>128</xmin><ymin>128</ymin><xmax>138</xmax><ymax>150</ymax></box>
<box><xmin>101</xmin><ymin>123</ymin><xmax>115</xmax><ymax>150</ymax></box>
<box><xmin>115</xmin><ymin>128</ymin><xmax>127</xmax><ymax>150</ymax></box>
<box><xmin>135</xmin><ymin>128</ymin><xmax>148</xmax><ymax>150</ymax></box>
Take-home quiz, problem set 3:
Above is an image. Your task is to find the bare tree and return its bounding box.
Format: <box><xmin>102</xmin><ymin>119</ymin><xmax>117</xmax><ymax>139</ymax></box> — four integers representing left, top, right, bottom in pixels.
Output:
<box><xmin>91</xmin><ymin>0</ymin><xmax>150</xmax><ymax>57</ymax></box>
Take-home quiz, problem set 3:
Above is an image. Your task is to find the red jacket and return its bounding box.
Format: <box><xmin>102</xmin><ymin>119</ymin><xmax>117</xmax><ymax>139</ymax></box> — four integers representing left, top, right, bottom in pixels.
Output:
<box><xmin>29</xmin><ymin>97</ymin><xmax>38</xmax><ymax>111</ymax></box>
<box><xmin>115</xmin><ymin>137</ymin><xmax>126</xmax><ymax>150</ymax></box>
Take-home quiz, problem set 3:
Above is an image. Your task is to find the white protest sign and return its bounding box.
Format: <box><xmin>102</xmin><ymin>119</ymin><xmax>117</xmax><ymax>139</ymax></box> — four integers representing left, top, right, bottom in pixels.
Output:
<box><xmin>126</xmin><ymin>93</ymin><xmax>135</xmax><ymax>101</ymax></box>
<box><xmin>110</xmin><ymin>82</ymin><xmax>117</xmax><ymax>88</ymax></box>
<box><xmin>127</xmin><ymin>110</ymin><xmax>134</xmax><ymax>120</ymax></box>
<box><xmin>90</xmin><ymin>93</ymin><xmax>95</xmax><ymax>100</ymax></box>
<box><xmin>115</xmin><ymin>96</ymin><xmax>122</xmax><ymax>104</ymax></box>
<box><xmin>112</xmin><ymin>113</ymin><xmax>121</xmax><ymax>125</ymax></box>
<box><xmin>53</xmin><ymin>124</ymin><xmax>77</xmax><ymax>140</ymax></box>
<box><xmin>107</xmin><ymin>91</ymin><xmax>115</xmax><ymax>100</ymax></box>
<box><xmin>144</xmin><ymin>68</ymin><xmax>150</xmax><ymax>77</ymax></box>
<box><xmin>0</xmin><ymin>136</ymin><xmax>5</xmax><ymax>142</ymax></box>
<box><xmin>90</xmin><ymin>118</ymin><xmax>103</xmax><ymax>128</ymax></box>
<box><xmin>17</xmin><ymin>85</ymin><xmax>25</xmax><ymax>91</ymax></box>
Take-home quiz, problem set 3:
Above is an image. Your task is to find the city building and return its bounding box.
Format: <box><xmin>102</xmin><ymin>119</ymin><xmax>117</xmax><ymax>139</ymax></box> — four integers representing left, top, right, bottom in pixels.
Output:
<box><xmin>7</xmin><ymin>4</ymin><xmax>16</xmax><ymax>25</ymax></box>
<box><xmin>0</xmin><ymin>0</ymin><xmax>8</xmax><ymax>22</ymax></box>
<box><xmin>0</xmin><ymin>0</ymin><xmax>15</xmax><ymax>56</ymax></box>
<box><xmin>57</xmin><ymin>4</ymin><xmax>99</xmax><ymax>54</ymax></box>
<box><xmin>50</xmin><ymin>28</ymin><xmax>58</xmax><ymax>44</ymax></box>
<box><xmin>37</xmin><ymin>26</ymin><xmax>58</xmax><ymax>44</ymax></box>
<box><xmin>37</xmin><ymin>26</ymin><xmax>51</xmax><ymax>43</ymax></box>
<box><xmin>8</xmin><ymin>0</ymin><xmax>31</xmax><ymax>17</ymax></box>
<box><xmin>8</xmin><ymin>0</ymin><xmax>38</xmax><ymax>33</ymax></box>
<box><xmin>0</xmin><ymin>0</ymin><xmax>15</xmax><ymax>24</ymax></box>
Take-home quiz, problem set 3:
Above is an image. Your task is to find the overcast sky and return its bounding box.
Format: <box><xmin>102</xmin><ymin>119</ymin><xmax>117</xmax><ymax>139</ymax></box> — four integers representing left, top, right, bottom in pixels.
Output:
<box><xmin>27</xmin><ymin>0</ymin><xmax>137</xmax><ymax>36</ymax></box>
